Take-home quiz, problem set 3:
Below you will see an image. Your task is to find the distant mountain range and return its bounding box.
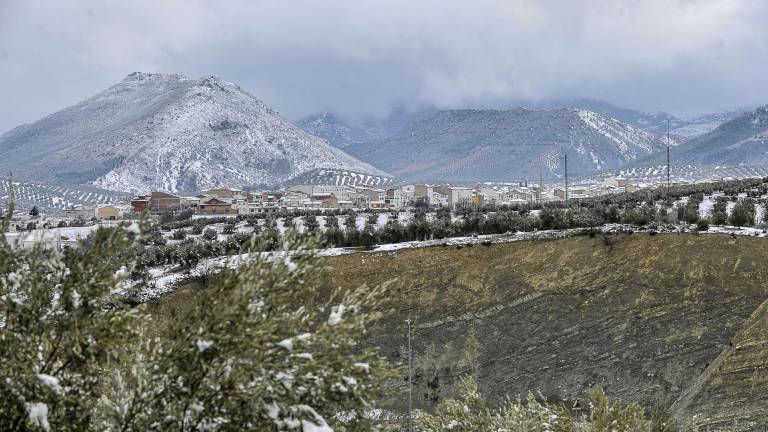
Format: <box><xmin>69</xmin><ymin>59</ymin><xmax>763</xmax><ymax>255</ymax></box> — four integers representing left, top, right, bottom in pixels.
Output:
<box><xmin>344</xmin><ymin>108</ymin><xmax>677</xmax><ymax>182</ymax></box>
<box><xmin>0</xmin><ymin>72</ymin><xmax>386</xmax><ymax>193</ymax></box>
<box><xmin>1</xmin><ymin>72</ymin><xmax>758</xmax><ymax>191</ymax></box>
<box><xmin>637</xmin><ymin>105</ymin><xmax>768</xmax><ymax>166</ymax></box>
<box><xmin>298</xmin><ymin>99</ymin><xmax>748</xmax><ymax>153</ymax></box>
<box><xmin>298</xmin><ymin>100</ymin><xmax>750</xmax><ymax>183</ymax></box>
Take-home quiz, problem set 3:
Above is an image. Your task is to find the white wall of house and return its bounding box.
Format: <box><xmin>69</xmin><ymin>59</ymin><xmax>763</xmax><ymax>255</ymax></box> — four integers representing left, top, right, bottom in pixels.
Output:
<box><xmin>432</xmin><ymin>192</ymin><xmax>449</xmax><ymax>207</ymax></box>
<box><xmin>449</xmin><ymin>188</ymin><xmax>472</xmax><ymax>208</ymax></box>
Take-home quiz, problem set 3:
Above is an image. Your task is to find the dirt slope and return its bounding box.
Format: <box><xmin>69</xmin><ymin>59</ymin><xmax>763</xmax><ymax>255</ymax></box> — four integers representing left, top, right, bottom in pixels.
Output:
<box><xmin>151</xmin><ymin>232</ymin><xmax>768</xmax><ymax>430</ymax></box>
<box><xmin>319</xmin><ymin>233</ymin><xmax>768</xmax><ymax>429</ymax></box>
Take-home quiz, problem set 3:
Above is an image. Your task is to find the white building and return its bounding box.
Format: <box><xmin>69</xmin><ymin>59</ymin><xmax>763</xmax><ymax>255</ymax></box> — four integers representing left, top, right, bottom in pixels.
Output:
<box><xmin>61</xmin><ymin>205</ymin><xmax>97</xmax><ymax>220</ymax></box>
<box><xmin>448</xmin><ymin>187</ymin><xmax>472</xmax><ymax>208</ymax></box>
<box><xmin>288</xmin><ymin>185</ymin><xmax>354</xmax><ymax>202</ymax></box>
<box><xmin>240</xmin><ymin>202</ymin><xmax>281</xmax><ymax>215</ymax></box>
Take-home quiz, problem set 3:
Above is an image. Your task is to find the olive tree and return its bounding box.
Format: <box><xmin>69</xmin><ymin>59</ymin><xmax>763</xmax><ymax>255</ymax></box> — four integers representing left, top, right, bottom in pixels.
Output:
<box><xmin>1</xmin><ymin>191</ymin><xmax>393</xmax><ymax>431</ymax></box>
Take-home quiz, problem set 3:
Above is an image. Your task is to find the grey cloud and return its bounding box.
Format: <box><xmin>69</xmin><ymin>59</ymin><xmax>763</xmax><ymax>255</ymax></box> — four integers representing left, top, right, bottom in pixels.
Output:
<box><xmin>1</xmin><ymin>0</ymin><xmax>766</xmax><ymax>133</ymax></box>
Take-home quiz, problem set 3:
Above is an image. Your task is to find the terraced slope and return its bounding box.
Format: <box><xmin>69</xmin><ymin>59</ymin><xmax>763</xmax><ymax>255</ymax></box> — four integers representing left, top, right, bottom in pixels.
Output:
<box><xmin>0</xmin><ymin>181</ymin><xmax>130</xmax><ymax>212</ymax></box>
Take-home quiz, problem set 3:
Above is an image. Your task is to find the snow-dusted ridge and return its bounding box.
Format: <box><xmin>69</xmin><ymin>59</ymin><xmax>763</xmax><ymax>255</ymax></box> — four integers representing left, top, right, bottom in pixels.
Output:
<box><xmin>350</xmin><ymin>107</ymin><xmax>677</xmax><ymax>182</ymax></box>
<box><xmin>576</xmin><ymin>109</ymin><xmax>678</xmax><ymax>158</ymax></box>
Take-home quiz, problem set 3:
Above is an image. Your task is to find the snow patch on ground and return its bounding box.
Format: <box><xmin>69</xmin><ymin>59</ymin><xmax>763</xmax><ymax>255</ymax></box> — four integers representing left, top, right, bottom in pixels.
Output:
<box><xmin>122</xmin><ymin>223</ymin><xmax>768</xmax><ymax>304</ymax></box>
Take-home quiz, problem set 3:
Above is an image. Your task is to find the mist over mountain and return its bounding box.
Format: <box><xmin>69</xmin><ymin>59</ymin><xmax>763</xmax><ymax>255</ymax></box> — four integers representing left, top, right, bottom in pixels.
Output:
<box><xmin>297</xmin><ymin>107</ymin><xmax>436</xmax><ymax>150</ymax></box>
<box><xmin>0</xmin><ymin>72</ymin><xmax>385</xmax><ymax>193</ymax></box>
<box><xmin>296</xmin><ymin>113</ymin><xmax>382</xmax><ymax>150</ymax></box>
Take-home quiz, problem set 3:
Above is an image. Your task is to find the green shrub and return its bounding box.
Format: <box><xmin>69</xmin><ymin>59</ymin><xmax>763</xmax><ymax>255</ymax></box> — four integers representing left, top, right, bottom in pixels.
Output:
<box><xmin>202</xmin><ymin>228</ymin><xmax>217</xmax><ymax>241</ymax></box>
<box><xmin>729</xmin><ymin>201</ymin><xmax>755</xmax><ymax>227</ymax></box>
<box><xmin>222</xmin><ymin>222</ymin><xmax>236</xmax><ymax>234</ymax></box>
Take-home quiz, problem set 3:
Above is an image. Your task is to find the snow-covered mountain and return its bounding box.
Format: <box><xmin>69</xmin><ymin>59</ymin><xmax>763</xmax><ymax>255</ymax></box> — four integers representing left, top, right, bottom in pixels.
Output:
<box><xmin>348</xmin><ymin>108</ymin><xmax>677</xmax><ymax>182</ymax></box>
<box><xmin>529</xmin><ymin>98</ymin><xmax>747</xmax><ymax>138</ymax></box>
<box><xmin>0</xmin><ymin>72</ymin><xmax>387</xmax><ymax>193</ymax></box>
<box><xmin>655</xmin><ymin>105</ymin><xmax>768</xmax><ymax>166</ymax></box>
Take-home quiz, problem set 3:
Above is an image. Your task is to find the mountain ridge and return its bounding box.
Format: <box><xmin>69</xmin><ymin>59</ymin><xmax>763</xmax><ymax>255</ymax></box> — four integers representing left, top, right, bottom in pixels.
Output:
<box><xmin>531</xmin><ymin>98</ymin><xmax>749</xmax><ymax>137</ymax></box>
<box><xmin>346</xmin><ymin>107</ymin><xmax>676</xmax><ymax>182</ymax></box>
<box><xmin>296</xmin><ymin>106</ymin><xmax>437</xmax><ymax>151</ymax></box>
<box><xmin>634</xmin><ymin>105</ymin><xmax>768</xmax><ymax>167</ymax></box>
<box><xmin>297</xmin><ymin>100</ymin><xmax>747</xmax><ymax>154</ymax></box>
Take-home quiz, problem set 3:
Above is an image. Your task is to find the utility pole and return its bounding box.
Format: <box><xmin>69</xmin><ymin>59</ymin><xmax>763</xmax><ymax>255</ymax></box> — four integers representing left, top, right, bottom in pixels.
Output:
<box><xmin>539</xmin><ymin>172</ymin><xmax>543</xmax><ymax>204</ymax></box>
<box><xmin>406</xmin><ymin>318</ymin><xmax>414</xmax><ymax>432</ymax></box>
<box><xmin>564</xmin><ymin>153</ymin><xmax>569</xmax><ymax>207</ymax></box>
<box><xmin>666</xmin><ymin>119</ymin><xmax>671</xmax><ymax>200</ymax></box>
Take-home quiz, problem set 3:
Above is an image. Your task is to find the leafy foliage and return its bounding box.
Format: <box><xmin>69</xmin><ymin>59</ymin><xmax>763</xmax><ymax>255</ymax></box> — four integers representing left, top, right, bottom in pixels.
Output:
<box><xmin>99</xmin><ymin>235</ymin><xmax>394</xmax><ymax>431</ymax></box>
<box><xmin>415</xmin><ymin>377</ymin><xmax>686</xmax><ymax>432</ymax></box>
<box><xmin>416</xmin><ymin>377</ymin><xmax>576</xmax><ymax>432</ymax></box>
<box><xmin>729</xmin><ymin>200</ymin><xmax>755</xmax><ymax>227</ymax></box>
<box><xmin>0</xmin><ymin>219</ymin><xmax>145</xmax><ymax>431</ymax></box>
<box><xmin>1</xmin><ymin>191</ymin><xmax>394</xmax><ymax>431</ymax></box>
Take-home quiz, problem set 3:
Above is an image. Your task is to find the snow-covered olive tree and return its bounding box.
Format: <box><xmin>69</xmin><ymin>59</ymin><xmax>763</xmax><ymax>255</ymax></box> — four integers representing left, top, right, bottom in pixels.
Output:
<box><xmin>96</xmin><ymin>235</ymin><xmax>394</xmax><ymax>431</ymax></box>
<box><xmin>0</xmin><ymin>215</ymin><xmax>145</xmax><ymax>431</ymax></box>
<box><xmin>1</xmin><ymin>196</ymin><xmax>393</xmax><ymax>431</ymax></box>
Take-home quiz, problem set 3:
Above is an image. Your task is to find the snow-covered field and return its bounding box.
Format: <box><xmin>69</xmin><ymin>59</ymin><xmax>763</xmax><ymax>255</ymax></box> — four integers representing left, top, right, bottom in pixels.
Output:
<box><xmin>5</xmin><ymin>221</ymin><xmax>122</xmax><ymax>246</ymax></box>
<box><xmin>0</xmin><ymin>181</ymin><xmax>130</xmax><ymax>212</ymax></box>
<box><xmin>602</xmin><ymin>164</ymin><xmax>768</xmax><ymax>186</ymax></box>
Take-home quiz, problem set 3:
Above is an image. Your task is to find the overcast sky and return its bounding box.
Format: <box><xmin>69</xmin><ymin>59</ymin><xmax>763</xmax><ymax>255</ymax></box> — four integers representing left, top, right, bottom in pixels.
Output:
<box><xmin>1</xmin><ymin>0</ymin><xmax>767</xmax><ymax>133</ymax></box>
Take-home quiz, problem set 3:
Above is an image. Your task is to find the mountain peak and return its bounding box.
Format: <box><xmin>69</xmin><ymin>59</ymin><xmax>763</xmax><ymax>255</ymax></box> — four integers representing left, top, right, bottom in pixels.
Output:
<box><xmin>197</xmin><ymin>75</ymin><xmax>239</xmax><ymax>91</ymax></box>
<box><xmin>0</xmin><ymin>73</ymin><xmax>385</xmax><ymax>192</ymax></box>
<box><xmin>123</xmin><ymin>71</ymin><xmax>187</xmax><ymax>83</ymax></box>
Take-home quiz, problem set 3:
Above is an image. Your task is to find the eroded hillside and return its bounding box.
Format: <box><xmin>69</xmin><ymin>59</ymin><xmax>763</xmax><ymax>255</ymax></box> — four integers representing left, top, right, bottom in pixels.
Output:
<box><xmin>152</xmin><ymin>233</ymin><xmax>768</xmax><ymax>430</ymax></box>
